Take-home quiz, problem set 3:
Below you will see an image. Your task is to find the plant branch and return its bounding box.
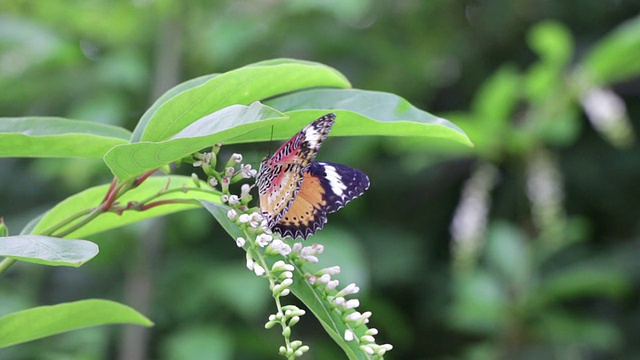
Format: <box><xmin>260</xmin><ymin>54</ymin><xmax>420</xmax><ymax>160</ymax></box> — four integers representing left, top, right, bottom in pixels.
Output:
<box><xmin>37</xmin><ymin>207</ymin><xmax>95</xmax><ymax>236</ymax></box>
<box><xmin>52</xmin><ymin>207</ymin><xmax>105</xmax><ymax>238</ymax></box>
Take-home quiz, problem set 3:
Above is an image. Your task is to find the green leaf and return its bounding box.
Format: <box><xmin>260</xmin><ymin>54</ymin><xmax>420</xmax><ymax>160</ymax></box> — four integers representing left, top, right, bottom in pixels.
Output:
<box><xmin>201</xmin><ymin>201</ymin><xmax>370</xmax><ymax>360</ymax></box>
<box><xmin>200</xmin><ymin>201</ymin><xmax>246</xmax><ymax>240</ymax></box>
<box><xmin>264</xmin><ymin>88</ymin><xmax>472</xmax><ymax>147</ymax></box>
<box><xmin>131</xmin><ymin>74</ymin><xmax>218</xmax><ymax>142</ymax></box>
<box><xmin>449</xmin><ymin>271</ymin><xmax>508</xmax><ymax>334</ymax></box>
<box><xmin>485</xmin><ymin>222</ymin><xmax>532</xmax><ymax>288</ymax></box>
<box><xmin>32</xmin><ymin>176</ymin><xmax>221</xmax><ymax>239</ymax></box>
<box><xmin>463</xmin><ymin>66</ymin><xmax>521</xmax><ymax>156</ymax></box>
<box><xmin>0</xmin><ymin>235</ymin><xmax>98</xmax><ymax>267</ymax></box>
<box><xmin>535</xmin><ymin>312</ymin><xmax>621</xmax><ymax>350</ymax></box>
<box><xmin>162</xmin><ymin>325</ymin><xmax>233</xmax><ymax>360</ymax></box>
<box><xmin>0</xmin><ymin>299</ymin><xmax>153</xmax><ymax>348</ymax></box>
<box><xmin>537</xmin><ymin>266</ymin><xmax>630</xmax><ymax>303</ymax></box>
<box><xmin>288</xmin><ymin>265</ymin><xmax>368</xmax><ymax>360</ymax></box>
<box><xmin>105</xmin><ymin>102</ymin><xmax>287</xmax><ymax>180</ymax></box>
<box><xmin>528</xmin><ymin>21</ymin><xmax>573</xmax><ymax>67</ymax></box>
<box><xmin>582</xmin><ymin>16</ymin><xmax>640</xmax><ymax>86</ymax></box>
<box><xmin>0</xmin><ymin>117</ymin><xmax>131</xmax><ymax>158</ymax></box>
<box><xmin>139</xmin><ymin>59</ymin><xmax>350</xmax><ymax>142</ymax></box>
<box><xmin>473</xmin><ymin>66</ymin><xmax>521</xmax><ymax>124</ymax></box>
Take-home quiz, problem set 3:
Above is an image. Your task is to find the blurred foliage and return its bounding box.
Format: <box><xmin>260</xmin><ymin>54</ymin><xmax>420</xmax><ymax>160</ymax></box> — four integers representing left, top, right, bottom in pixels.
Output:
<box><xmin>2</xmin><ymin>0</ymin><xmax>640</xmax><ymax>359</ymax></box>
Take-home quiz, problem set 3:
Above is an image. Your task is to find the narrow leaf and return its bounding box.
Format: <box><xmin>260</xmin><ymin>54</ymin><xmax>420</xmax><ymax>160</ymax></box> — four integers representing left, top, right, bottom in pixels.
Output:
<box><xmin>105</xmin><ymin>102</ymin><xmax>287</xmax><ymax>180</ymax></box>
<box><xmin>582</xmin><ymin>16</ymin><xmax>640</xmax><ymax>86</ymax></box>
<box><xmin>200</xmin><ymin>201</ymin><xmax>246</xmax><ymax>241</ymax></box>
<box><xmin>201</xmin><ymin>201</ymin><xmax>369</xmax><ymax>360</ymax></box>
<box><xmin>0</xmin><ymin>299</ymin><xmax>153</xmax><ymax>348</ymax></box>
<box><xmin>32</xmin><ymin>176</ymin><xmax>221</xmax><ymax>239</ymax></box>
<box><xmin>0</xmin><ymin>235</ymin><xmax>98</xmax><ymax>267</ymax></box>
<box><xmin>140</xmin><ymin>59</ymin><xmax>350</xmax><ymax>142</ymax></box>
<box><xmin>0</xmin><ymin>117</ymin><xmax>131</xmax><ymax>158</ymax></box>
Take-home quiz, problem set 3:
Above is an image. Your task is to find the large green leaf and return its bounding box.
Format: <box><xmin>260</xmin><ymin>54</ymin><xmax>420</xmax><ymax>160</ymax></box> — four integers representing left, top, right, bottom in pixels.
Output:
<box><xmin>0</xmin><ymin>117</ymin><xmax>131</xmax><ymax>158</ymax></box>
<box><xmin>105</xmin><ymin>102</ymin><xmax>287</xmax><ymax>180</ymax></box>
<box><xmin>139</xmin><ymin>59</ymin><xmax>350</xmax><ymax>142</ymax></box>
<box><xmin>582</xmin><ymin>16</ymin><xmax>640</xmax><ymax>86</ymax></box>
<box><xmin>31</xmin><ymin>176</ymin><xmax>221</xmax><ymax>239</ymax></box>
<box><xmin>0</xmin><ymin>235</ymin><xmax>98</xmax><ymax>267</ymax></box>
<box><xmin>0</xmin><ymin>299</ymin><xmax>153</xmax><ymax>348</ymax></box>
<box><xmin>201</xmin><ymin>201</ymin><xmax>370</xmax><ymax>360</ymax></box>
<box><xmin>263</xmin><ymin>88</ymin><xmax>472</xmax><ymax>146</ymax></box>
<box><xmin>131</xmin><ymin>74</ymin><xmax>218</xmax><ymax>142</ymax></box>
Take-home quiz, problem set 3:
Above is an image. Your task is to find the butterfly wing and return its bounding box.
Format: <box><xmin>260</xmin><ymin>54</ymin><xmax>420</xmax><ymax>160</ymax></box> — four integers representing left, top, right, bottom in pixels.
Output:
<box><xmin>256</xmin><ymin>114</ymin><xmax>335</xmax><ymax>228</ymax></box>
<box><xmin>272</xmin><ymin>162</ymin><xmax>370</xmax><ymax>239</ymax></box>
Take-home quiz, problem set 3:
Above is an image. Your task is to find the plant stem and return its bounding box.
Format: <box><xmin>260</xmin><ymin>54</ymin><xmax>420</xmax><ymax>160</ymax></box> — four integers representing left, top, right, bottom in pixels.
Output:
<box><xmin>52</xmin><ymin>207</ymin><xmax>105</xmax><ymax>238</ymax></box>
<box><xmin>37</xmin><ymin>208</ymin><xmax>95</xmax><ymax>236</ymax></box>
<box><xmin>0</xmin><ymin>176</ymin><xmax>217</xmax><ymax>276</ymax></box>
<box><xmin>0</xmin><ymin>258</ymin><xmax>16</xmax><ymax>275</ymax></box>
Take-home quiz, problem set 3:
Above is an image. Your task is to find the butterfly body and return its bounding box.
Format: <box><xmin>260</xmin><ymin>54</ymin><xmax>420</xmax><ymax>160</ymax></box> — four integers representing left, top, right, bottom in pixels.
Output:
<box><xmin>256</xmin><ymin>114</ymin><xmax>369</xmax><ymax>239</ymax></box>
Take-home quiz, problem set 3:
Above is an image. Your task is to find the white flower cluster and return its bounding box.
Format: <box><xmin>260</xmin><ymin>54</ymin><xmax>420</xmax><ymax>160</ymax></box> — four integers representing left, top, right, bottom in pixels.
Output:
<box><xmin>296</xmin><ymin>244</ymin><xmax>393</xmax><ymax>358</ymax></box>
<box><xmin>196</xmin><ymin>148</ymin><xmax>390</xmax><ymax>358</ymax></box>
<box><xmin>263</xmin><ymin>261</ymin><xmax>309</xmax><ymax>358</ymax></box>
<box><xmin>225</xmin><ymin>202</ymin><xmax>308</xmax><ymax>358</ymax></box>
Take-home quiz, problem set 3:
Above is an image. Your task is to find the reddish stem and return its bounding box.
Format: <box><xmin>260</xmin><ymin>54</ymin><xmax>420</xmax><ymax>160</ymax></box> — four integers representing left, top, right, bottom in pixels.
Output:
<box><xmin>101</xmin><ymin>183</ymin><xmax>122</xmax><ymax>211</ymax></box>
<box><xmin>135</xmin><ymin>169</ymin><xmax>158</xmax><ymax>187</ymax></box>
<box><xmin>101</xmin><ymin>177</ymin><xmax>119</xmax><ymax>204</ymax></box>
<box><xmin>137</xmin><ymin>199</ymin><xmax>189</xmax><ymax>211</ymax></box>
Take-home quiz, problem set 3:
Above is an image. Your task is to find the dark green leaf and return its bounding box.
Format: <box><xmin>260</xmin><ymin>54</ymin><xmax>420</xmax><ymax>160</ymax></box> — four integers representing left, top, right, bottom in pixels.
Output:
<box><xmin>537</xmin><ymin>266</ymin><xmax>630</xmax><ymax>303</ymax></box>
<box><xmin>535</xmin><ymin>312</ymin><xmax>621</xmax><ymax>350</ymax></box>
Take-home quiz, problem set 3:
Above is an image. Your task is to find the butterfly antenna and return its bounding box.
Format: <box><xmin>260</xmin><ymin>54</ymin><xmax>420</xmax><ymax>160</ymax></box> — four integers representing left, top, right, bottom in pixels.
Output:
<box><xmin>267</xmin><ymin>125</ymin><xmax>274</xmax><ymax>157</ymax></box>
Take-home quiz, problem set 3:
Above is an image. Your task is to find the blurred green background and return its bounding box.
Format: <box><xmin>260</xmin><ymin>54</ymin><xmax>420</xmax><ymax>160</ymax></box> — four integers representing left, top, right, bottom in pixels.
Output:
<box><xmin>2</xmin><ymin>1</ymin><xmax>640</xmax><ymax>359</ymax></box>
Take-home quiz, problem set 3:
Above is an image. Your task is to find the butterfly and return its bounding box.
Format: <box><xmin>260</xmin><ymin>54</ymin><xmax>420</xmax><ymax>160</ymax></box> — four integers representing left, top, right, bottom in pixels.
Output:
<box><xmin>256</xmin><ymin>113</ymin><xmax>370</xmax><ymax>239</ymax></box>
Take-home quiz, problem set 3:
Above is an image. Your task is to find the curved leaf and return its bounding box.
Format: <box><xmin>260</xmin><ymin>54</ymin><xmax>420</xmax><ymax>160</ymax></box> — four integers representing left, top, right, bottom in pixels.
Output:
<box><xmin>105</xmin><ymin>102</ymin><xmax>286</xmax><ymax>180</ymax></box>
<box><xmin>140</xmin><ymin>59</ymin><xmax>350</xmax><ymax>142</ymax></box>
<box><xmin>131</xmin><ymin>74</ymin><xmax>219</xmax><ymax>142</ymax></box>
<box><xmin>201</xmin><ymin>201</ymin><xmax>370</xmax><ymax>360</ymax></box>
<box><xmin>0</xmin><ymin>299</ymin><xmax>153</xmax><ymax>348</ymax></box>
<box><xmin>32</xmin><ymin>176</ymin><xmax>221</xmax><ymax>239</ymax></box>
<box><xmin>262</xmin><ymin>88</ymin><xmax>472</xmax><ymax>146</ymax></box>
<box><xmin>0</xmin><ymin>235</ymin><xmax>98</xmax><ymax>267</ymax></box>
<box><xmin>582</xmin><ymin>16</ymin><xmax>640</xmax><ymax>86</ymax></box>
<box><xmin>0</xmin><ymin>117</ymin><xmax>131</xmax><ymax>158</ymax></box>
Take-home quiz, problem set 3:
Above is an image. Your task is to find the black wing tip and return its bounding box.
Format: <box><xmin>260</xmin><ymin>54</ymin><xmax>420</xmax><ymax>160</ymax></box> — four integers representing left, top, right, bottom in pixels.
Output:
<box><xmin>272</xmin><ymin>213</ymin><xmax>329</xmax><ymax>240</ymax></box>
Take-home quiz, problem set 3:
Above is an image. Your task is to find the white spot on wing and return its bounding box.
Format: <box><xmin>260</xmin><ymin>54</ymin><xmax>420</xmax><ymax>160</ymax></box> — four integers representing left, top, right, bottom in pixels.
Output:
<box><xmin>305</xmin><ymin>127</ymin><xmax>322</xmax><ymax>149</ymax></box>
<box><xmin>324</xmin><ymin>165</ymin><xmax>347</xmax><ymax>197</ymax></box>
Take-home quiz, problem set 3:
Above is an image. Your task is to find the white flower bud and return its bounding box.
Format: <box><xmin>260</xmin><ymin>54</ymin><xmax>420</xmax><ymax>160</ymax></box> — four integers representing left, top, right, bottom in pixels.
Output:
<box><xmin>254</xmin><ymin>264</ymin><xmax>265</xmax><ymax>276</ymax></box>
<box><xmin>344</xmin><ymin>329</ymin><xmax>355</xmax><ymax>341</ymax></box>
<box><xmin>345</xmin><ymin>299</ymin><xmax>360</xmax><ymax>309</ymax></box>
<box><xmin>235</xmin><ymin>237</ymin><xmax>246</xmax><ymax>247</ymax></box>
<box><xmin>326</xmin><ymin>279</ymin><xmax>339</xmax><ymax>290</ymax></box>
